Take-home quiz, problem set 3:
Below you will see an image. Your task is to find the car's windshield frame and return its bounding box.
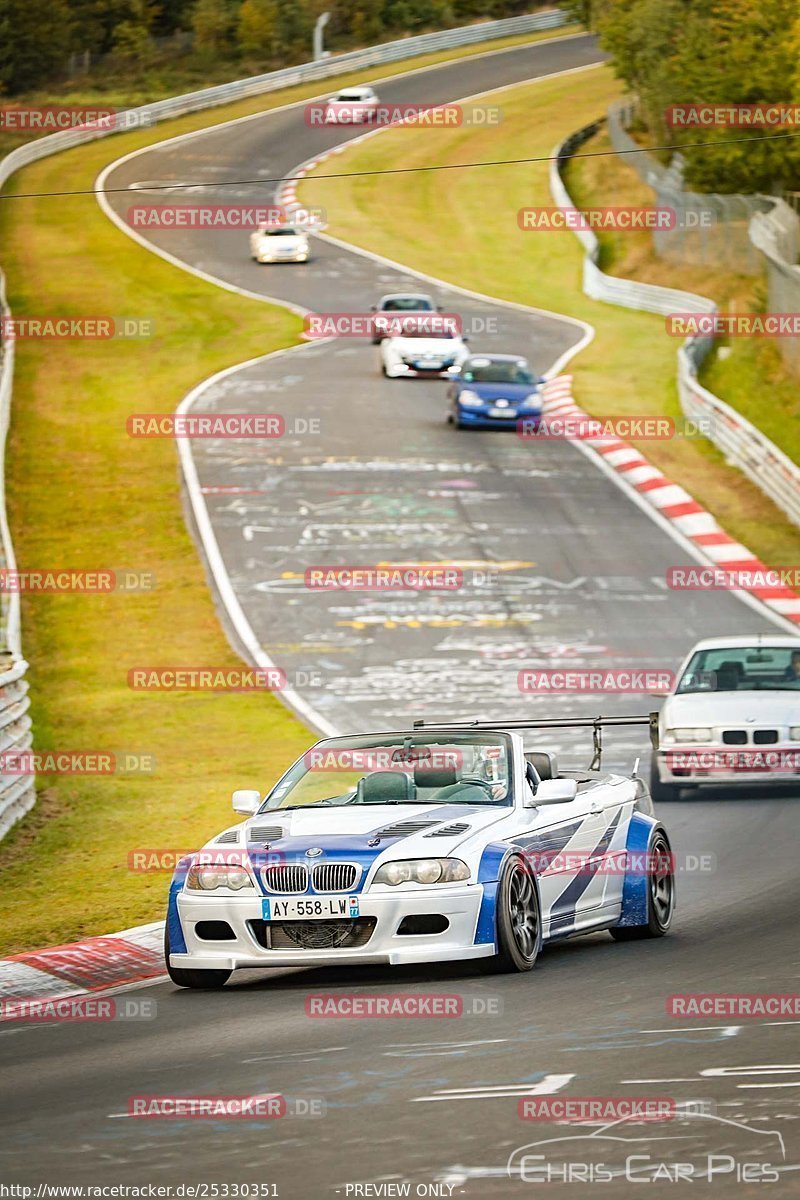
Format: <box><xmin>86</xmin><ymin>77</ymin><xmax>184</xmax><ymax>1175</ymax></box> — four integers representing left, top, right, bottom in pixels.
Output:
<box><xmin>259</xmin><ymin>731</ymin><xmax>516</xmax><ymax>812</ymax></box>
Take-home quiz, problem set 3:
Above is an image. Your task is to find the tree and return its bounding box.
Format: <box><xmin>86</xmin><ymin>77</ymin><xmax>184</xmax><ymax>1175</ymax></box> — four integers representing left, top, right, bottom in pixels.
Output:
<box><xmin>0</xmin><ymin>0</ymin><xmax>73</xmax><ymax>92</ymax></box>
<box><xmin>191</xmin><ymin>0</ymin><xmax>236</xmax><ymax>54</ymax></box>
<box><xmin>237</xmin><ymin>0</ymin><xmax>278</xmax><ymax>56</ymax></box>
<box><xmin>594</xmin><ymin>0</ymin><xmax>800</xmax><ymax>192</ymax></box>
<box><xmin>112</xmin><ymin>0</ymin><xmax>158</xmax><ymax>65</ymax></box>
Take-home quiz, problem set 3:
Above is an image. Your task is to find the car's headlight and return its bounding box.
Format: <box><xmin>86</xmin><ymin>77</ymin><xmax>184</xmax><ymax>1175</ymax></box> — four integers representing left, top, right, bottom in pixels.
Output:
<box><xmin>663</xmin><ymin>727</ymin><xmax>713</xmax><ymax>743</ymax></box>
<box><xmin>185</xmin><ymin>864</ymin><xmax>254</xmax><ymax>891</ymax></box>
<box><xmin>520</xmin><ymin>392</ymin><xmax>542</xmax><ymax>410</ymax></box>
<box><xmin>373</xmin><ymin>858</ymin><xmax>470</xmax><ymax>886</ymax></box>
<box><xmin>458</xmin><ymin>389</ymin><xmax>483</xmax><ymax>408</ymax></box>
<box><xmin>790</xmin><ymin>726</ymin><xmax>800</xmax><ymax>740</ymax></box>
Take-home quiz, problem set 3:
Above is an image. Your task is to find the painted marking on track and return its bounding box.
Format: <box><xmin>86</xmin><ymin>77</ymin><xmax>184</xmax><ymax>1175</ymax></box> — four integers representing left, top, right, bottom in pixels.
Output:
<box><xmin>640</xmin><ymin>1025</ymin><xmax>741</xmax><ymax>1037</ymax></box>
<box><xmin>412</xmin><ymin>1072</ymin><xmax>574</xmax><ymax>1102</ymax></box>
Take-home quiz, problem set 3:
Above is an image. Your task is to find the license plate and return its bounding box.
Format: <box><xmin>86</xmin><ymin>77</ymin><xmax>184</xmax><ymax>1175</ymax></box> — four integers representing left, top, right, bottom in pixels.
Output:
<box><xmin>489</xmin><ymin>406</ymin><xmax>516</xmax><ymax>418</ymax></box>
<box><xmin>262</xmin><ymin>895</ymin><xmax>360</xmax><ymax>920</ymax></box>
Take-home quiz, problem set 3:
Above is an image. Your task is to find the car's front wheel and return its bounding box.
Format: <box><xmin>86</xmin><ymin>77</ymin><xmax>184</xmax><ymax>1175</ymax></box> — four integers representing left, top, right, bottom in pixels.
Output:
<box><xmin>164</xmin><ymin>924</ymin><xmax>231</xmax><ymax>990</ymax></box>
<box><xmin>610</xmin><ymin>828</ymin><xmax>675</xmax><ymax>940</ymax></box>
<box><xmin>489</xmin><ymin>855</ymin><xmax>541</xmax><ymax>973</ymax></box>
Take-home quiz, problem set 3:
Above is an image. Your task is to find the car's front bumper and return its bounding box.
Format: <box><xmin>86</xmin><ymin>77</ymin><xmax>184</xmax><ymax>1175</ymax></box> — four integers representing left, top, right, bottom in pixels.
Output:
<box><xmin>387</xmin><ymin>362</ymin><xmax>454</xmax><ymax>378</ymax></box>
<box><xmin>171</xmin><ymin>883</ymin><xmax>491</xmax><ymax>970</ymax></box>
<box><xmin>254</xmin><ymin>251</ymin><xmax>309</xmax><ymax>263</ymax></box>
<box><xmin>656</xmin><ymin>745</ymin><xmax>800</xmax><ymax>788</ymax></box>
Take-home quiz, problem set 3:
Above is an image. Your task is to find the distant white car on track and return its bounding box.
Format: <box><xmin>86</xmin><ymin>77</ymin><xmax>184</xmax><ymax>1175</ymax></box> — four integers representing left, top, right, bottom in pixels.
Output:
<box><xmin>324</xmin><ymin>86</ymin><xmax>380</xmax><ymax>124</ymax></box>
<box><xmin>370</xmin><ymin>292</ymin><xmax>439</xmax><ymax>344</ymax></box>
<box><xmin>164</xmin><ymin>715</ymin><xmax>675</xmax><ymax>989</ymax></box>
<box><xmin>250</xmin><ymin>224</ymin><xmax>310</xmax><ymax>264</ymax></box>
<box><xmin>380</xmin><ymin>327</ymin><xmax>470</xmax><ymax>378</ymax></box>
<box><xmin>651</xmin><ymin>634</ymin><xmax>800</xmax><ymax>800</ymax></box>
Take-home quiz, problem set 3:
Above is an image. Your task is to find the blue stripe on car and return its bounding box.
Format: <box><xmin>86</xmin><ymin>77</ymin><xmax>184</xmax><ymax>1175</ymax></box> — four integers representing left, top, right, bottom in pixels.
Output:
<box><xmin>167</xmin><ymin>874</ymin><xmax>187</xmax><ymax>953</ymax></box>
<box><xmin>547</xmin><ymin>808</ymin><xmax>624</xmax><ymax>935</ymax></box>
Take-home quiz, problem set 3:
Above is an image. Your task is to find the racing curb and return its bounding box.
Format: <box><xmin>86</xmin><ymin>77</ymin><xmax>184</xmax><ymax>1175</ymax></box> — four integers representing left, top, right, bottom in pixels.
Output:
<box><xmin>0</xmin><ymin>921</ymin><xmax>166</xmax><ymax>1010</ymax></box>
<box><xmin>541</xmin><ymin>376</ymin><xmax>800</xmax><ymax>624</ymax></box>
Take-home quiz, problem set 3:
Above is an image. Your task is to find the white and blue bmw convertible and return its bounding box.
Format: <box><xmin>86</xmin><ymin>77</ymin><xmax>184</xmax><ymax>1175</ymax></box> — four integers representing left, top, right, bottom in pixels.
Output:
<box><xmin>165</xmin><ymin>718</ymin><xmax>674</xmax><ymax>988</ymax></box>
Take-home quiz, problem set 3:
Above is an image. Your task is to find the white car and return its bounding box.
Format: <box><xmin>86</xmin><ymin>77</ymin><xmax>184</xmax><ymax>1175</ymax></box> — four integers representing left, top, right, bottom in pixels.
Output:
<box><xmin>250</xmin><ymin>224</ymin><xmax>310</xmax><ymax>264</ymax></box>
<box><xmin>324</xmin><ymin>86</ymin><xmax>379</xmax><ymax>124</ymax></box>
<box><xmin>380</xmin><ymin>328</ymin><xmax>470</xmax><ymax>378</ymax></box>
<box><xmin>652</xmin><ymin>634</ymin><xmax>800</xmax><ymax>799</ymax></box>
<box><xmin>164</xmin><ymin>717</ymin><xmax>674</xmax><ymax>989</ymax></box>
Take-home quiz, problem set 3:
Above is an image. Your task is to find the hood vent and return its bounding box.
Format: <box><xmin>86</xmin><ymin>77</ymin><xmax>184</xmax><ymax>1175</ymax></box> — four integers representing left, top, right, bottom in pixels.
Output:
<box><xmin>247</xmin><ymin>825</ymin><xmax>284</xmax><ymax>844</ymax></box>
<box><xmin>374</xmin><ymin>819</ymin><xmax>441</xmax><ymax>839</ymax></box>
<box><xmin>424</xmin><ymin>822</ymin><xmax>470</xmax><ymax>838</ymax></box>
<box><xmin>215</xmin><ymin>829</ymin><xmax>240</xmax><ymax>844</ymax></box>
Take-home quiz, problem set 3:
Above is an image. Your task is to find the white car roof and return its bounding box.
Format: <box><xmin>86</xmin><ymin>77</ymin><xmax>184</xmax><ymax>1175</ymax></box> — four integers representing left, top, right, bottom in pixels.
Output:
<box><xmin>686</xmin><ymin>635</ymin><xmax>800</xmax><ymax>651</ymax></box>
<box><xmin>336</xmin><ymin>87</ymin><xmax>375</xmax><ymax>98</ymax></box>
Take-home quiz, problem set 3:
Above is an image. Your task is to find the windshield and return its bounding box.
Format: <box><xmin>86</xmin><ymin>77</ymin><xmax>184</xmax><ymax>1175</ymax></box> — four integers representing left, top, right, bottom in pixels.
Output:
<box><xmin>382</xmin><ymin>298</ymin><xmax>434</xmax><ymax>311</ymax></box>
<box><xmin>262</xmin><ymin>732</ymin><xmax>513</xmax><ymax>810</ymax></box>
<box><xmin>461</xmin><ymin>359</ymin><xmax>535</xmax><ymax>385</ymax></box>
<box><xmin>264</xmin><ymin>228</ymin><xmax>301</xmax><ymax>237</ymax></box>
<box><xmin>399</xmin><ymin>329</ymin><xmax>455</xmax><ymax>340</ymax></box>
<box><xmin>336</xmin><ymin>91</ymin><xmax>370</xmax><ymax>101</ymax></box>
<box><xmin>676</xmin><ymin>646</ymin><xmax>800</xmax><ymax>692</ymax></box>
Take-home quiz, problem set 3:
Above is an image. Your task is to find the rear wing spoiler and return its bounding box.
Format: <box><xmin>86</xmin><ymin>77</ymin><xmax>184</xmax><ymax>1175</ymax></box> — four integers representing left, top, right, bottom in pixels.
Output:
<box><xmin>412</xmin><ymin>713</ymin><xmax>660</xmax><ymax>772</ymax></box>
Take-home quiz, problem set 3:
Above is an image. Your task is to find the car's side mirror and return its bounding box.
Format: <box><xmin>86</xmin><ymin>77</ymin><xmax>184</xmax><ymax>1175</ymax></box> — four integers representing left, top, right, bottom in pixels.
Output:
<box><xmin>369</xmin><ymin>304</ymin><xmax>377</xmax><ymax>311</ymax></box>
<box><xmin>525</xmin><ymin>778</ymin><xmax>578</xmax><ymax>807</ymax></box>
<box><xmin>232</xmin><ymin>788</ymin><xmax>261</xmax><ymax>815</ymax></box>
<box><xmin>437</xmin><ymin>305</ymin><xmax>444</xmax><ymax>312</ymax></box>
<box><xmin>446</xmin><ymin>365</ymin><xmax>461</xmax><ymax>377</ymax></box>
<box><xmin>462</xmin><ymin>335</ymin><xmax>470</xmax><ymax>343</ymax></box>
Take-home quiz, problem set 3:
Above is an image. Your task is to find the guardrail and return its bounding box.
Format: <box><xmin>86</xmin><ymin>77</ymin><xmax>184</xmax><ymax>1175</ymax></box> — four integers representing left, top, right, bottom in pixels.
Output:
<box><xmin>0</xmin><ymin>273</ymin><xmax>34</xmax><ymax>837</ymax></box>
<box><xmin>0</xmin><ymin>9</ymin><xmax>569</xmax><ymax>838</ymax></box>
<box><xmin>551</xmin><ymin>121</ymin><xmax>800</xmax><ymax>529</ymax></box>
<box><xmin>0</xmin><ymin>9</ymin><xmax>567</xmax><ymax>191</ymax></box>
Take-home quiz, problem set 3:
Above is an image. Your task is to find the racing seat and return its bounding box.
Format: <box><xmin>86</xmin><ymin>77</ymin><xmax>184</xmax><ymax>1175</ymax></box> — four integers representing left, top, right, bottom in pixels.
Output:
<box><xmin>356</xmin><ymin>770</ymin><xmax>415</xmax><ymax>804</ymax></box>
<box><xmin>714</xmin><ymin>661</ymin><xmax>744</xmax><ymax>691</ymax></box>
<box><xmin>525</xmin><ymin>750</ymin><xmax>559</xmax><ymax>781</ymax></box>
<box><xmin>413</xmin><ymin>766</ymin><xmax>458</xmax><ymax>791</ymax></box>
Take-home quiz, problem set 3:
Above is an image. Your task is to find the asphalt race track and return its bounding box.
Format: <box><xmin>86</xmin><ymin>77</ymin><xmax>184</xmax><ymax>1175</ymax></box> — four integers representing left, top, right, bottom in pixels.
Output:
<box><xmin>2</xmin><ymin>31</ymin><xmax>800</xmax><ymax>1198</ymax></box>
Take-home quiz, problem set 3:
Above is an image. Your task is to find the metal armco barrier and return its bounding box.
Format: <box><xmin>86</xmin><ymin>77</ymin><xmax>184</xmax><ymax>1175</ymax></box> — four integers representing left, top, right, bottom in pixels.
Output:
<box><xmin>551</xmin><ymin>122</ymin><xmax>800</xmax><ymax>530</ymax></box>
<box><xmin>0</xmin><ymin>274</ymin><xmax>34</xmax><ymax>837</ymax></box>
<box><xmin>0</xmin><ymin>10</ymin><xmax>568</xmax><ymax>837</ymax></box>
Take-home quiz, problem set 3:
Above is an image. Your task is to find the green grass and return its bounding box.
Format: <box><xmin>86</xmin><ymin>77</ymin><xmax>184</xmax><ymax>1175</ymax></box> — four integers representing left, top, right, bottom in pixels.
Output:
<box><xmin>298</xmin><ymin>64</ymin><xmax>800</xmax><ymax>567</ymax></box>
<box><xmin>565</xmin><ymin>125</ymin><xmax>800</xmax><ymax>470</ymax></box>
<box><xmin>0</xmin><ymin>25</ymin><xmax>584</xmax><ymax>955</ymax></box>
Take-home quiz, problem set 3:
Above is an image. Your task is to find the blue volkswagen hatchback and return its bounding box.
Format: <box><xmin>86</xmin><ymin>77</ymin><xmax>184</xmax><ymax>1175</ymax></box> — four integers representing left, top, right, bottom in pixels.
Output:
<box><xmin>447</xmin><ymin>354</ymin><xmax>544</xmax><ymax>430</ymax></box>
